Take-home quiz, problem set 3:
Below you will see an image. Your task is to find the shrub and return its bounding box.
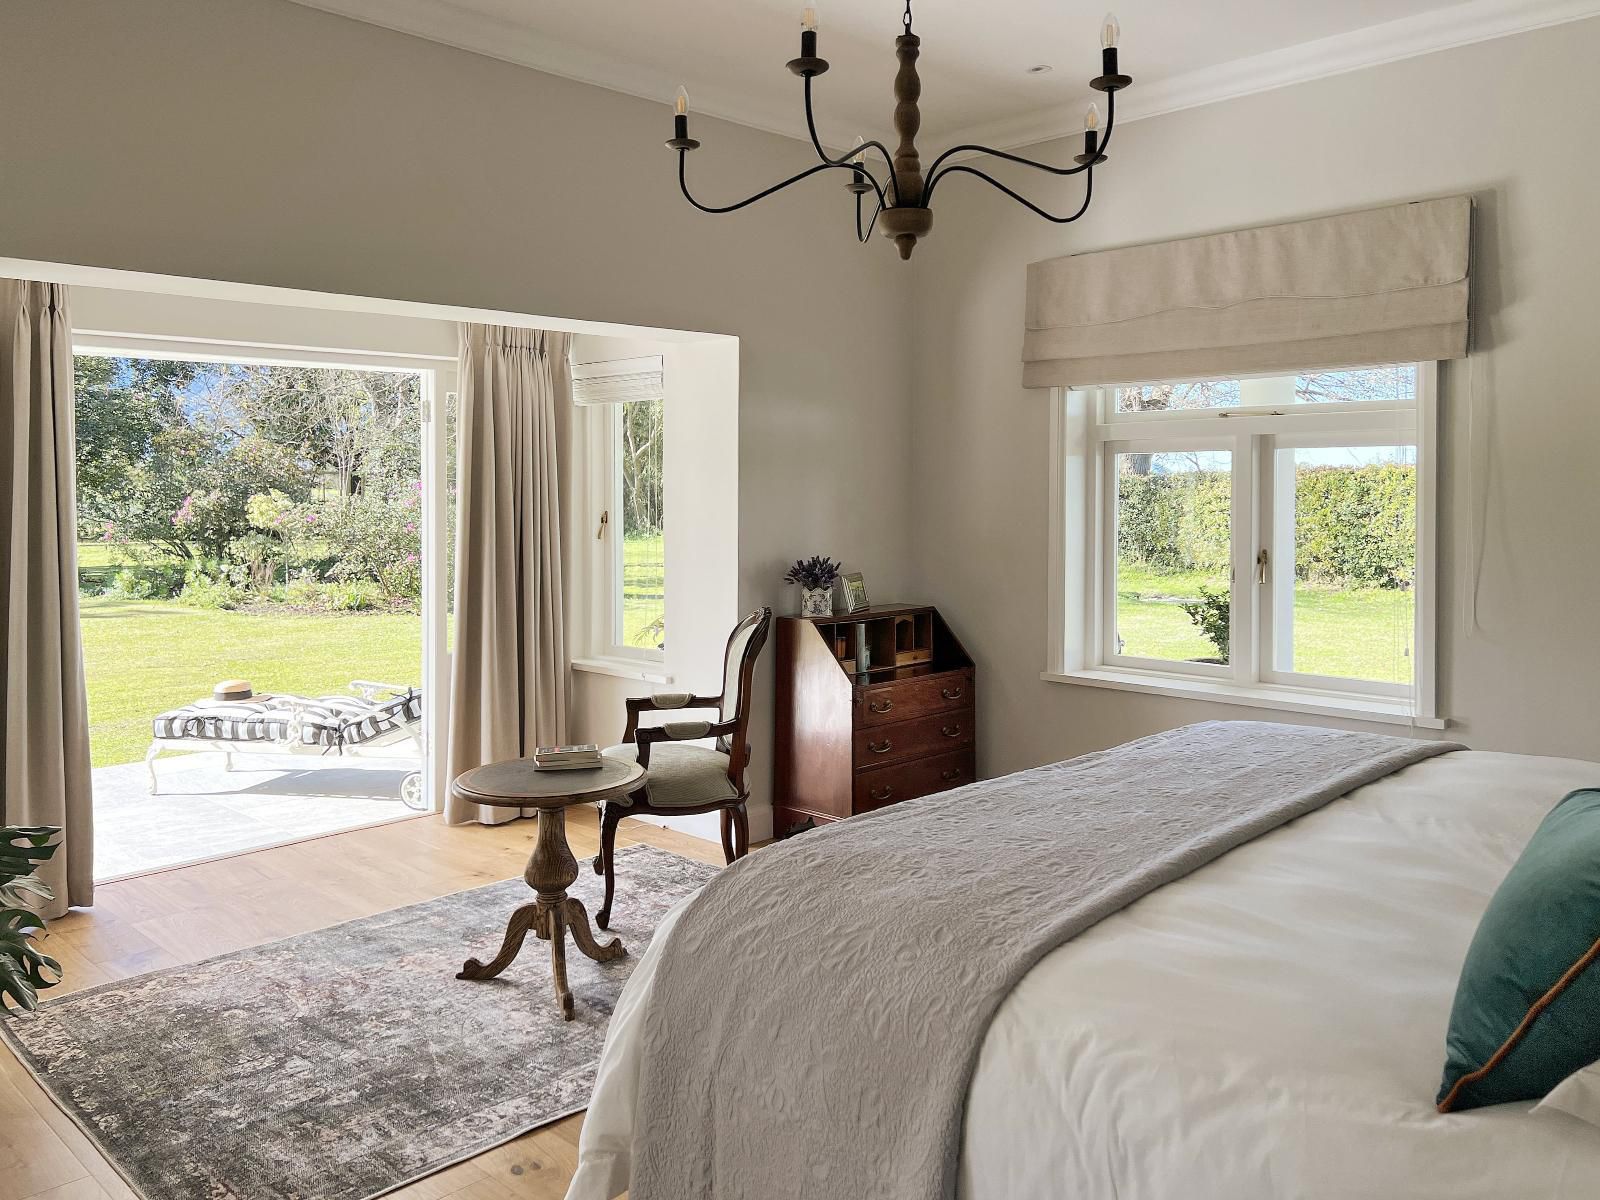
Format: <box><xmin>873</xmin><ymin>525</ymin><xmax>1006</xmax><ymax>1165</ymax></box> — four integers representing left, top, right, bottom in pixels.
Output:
<box><xmin>105</xmin><ymin>565</ymin><xmax>185</xmax><ymax>601</ymax></box>
<box><xmin>177</xmin><ymin>568</ymin><xmax>246</xmax><ymax>610</ymax></box>
<box><xmin>324</xmin><ymin>579</ymin><xmax>384</xmax><ymax>612</ymax></box>
<box><xmin>1180</xmin><ymin>586</ymin><xmax>1231</xmax><ymax>662</ymax></box>
<box><xmin>1118</xmin><ymin>463</ymin><xmax>1415</xmax><ymax>590</ymax></box>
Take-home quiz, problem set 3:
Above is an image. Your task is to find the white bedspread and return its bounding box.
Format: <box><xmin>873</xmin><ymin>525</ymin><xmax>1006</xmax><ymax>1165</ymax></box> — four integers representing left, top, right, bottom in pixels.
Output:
<box><xmin>568</xmin><ymin>750</ymin><xmax>1600</xmax><ymax>1199</ymax></box>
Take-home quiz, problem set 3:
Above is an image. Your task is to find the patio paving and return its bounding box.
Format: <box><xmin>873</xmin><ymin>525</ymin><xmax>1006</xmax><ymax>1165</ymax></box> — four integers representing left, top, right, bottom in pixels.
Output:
<box><xmin>93</xmin><ymin>751</ymin><xmax>425</xmax><ymax>880</ymax></box>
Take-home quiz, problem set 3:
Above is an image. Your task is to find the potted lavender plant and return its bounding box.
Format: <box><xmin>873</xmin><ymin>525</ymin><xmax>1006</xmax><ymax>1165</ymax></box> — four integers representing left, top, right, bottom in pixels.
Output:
<box><xmin>784</xmin><ymin>556</ymin><xmax>841</xmax><ymax>617</ymax></box>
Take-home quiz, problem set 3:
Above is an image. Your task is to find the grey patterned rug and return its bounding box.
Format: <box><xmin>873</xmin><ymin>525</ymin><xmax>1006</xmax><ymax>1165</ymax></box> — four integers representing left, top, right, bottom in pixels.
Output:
<box><xmin>0</xmin><ymin>844</ymin><xmax>715</xmax><ymax>1200</ymax></box>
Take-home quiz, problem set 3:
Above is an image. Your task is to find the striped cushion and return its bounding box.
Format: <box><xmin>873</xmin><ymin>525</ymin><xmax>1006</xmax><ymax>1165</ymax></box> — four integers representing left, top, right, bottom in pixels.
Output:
<box><xmin>151</xmin><ymin>690</ymin><xmax>421</xmax><ymax>750</ymax></box>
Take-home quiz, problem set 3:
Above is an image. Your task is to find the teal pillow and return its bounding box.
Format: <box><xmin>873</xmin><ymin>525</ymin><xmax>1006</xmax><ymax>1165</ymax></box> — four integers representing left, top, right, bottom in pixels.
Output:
<box><xmin>1437</xmin><ymin>788</ymin><xmax>1600</xmax><ymax>1112</ymax></box>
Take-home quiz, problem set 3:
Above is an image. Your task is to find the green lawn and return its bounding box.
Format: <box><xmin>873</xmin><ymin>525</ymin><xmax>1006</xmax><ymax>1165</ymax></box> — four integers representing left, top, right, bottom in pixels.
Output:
<box><xmin>80</xmin><ymin>596</ymin><xmax>423</xmax><ymax>767</ymax></box>
<box><xmin>622</xmin><ymin>533</ymin><xmax>665</xmax><ymax>651</ymax></box>
<box><xmin>1116</xmin><ymin>564</ymin><xmax>1413</xmax><ymax>683</ymax></box>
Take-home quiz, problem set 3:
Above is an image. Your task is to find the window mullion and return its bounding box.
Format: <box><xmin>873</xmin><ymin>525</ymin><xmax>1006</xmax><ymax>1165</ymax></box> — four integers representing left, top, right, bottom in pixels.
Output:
<box><xmin>1231</xmin><ymin>432</ymin><xmax>1259</xmax><ymax>685</ymax></box>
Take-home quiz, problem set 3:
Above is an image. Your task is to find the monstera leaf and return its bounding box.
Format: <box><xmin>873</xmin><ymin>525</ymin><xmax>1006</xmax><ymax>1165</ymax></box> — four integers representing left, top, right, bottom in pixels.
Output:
<box><xmin>0</xmin><ymin>827</ymin><xmax>62</xmax><ymax>1012</ymax></box>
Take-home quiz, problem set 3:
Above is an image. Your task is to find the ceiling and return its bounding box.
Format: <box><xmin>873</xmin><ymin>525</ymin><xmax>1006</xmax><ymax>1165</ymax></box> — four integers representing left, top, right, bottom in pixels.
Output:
<box><xmin>287</xmin><ymin>0</ymin><xmax>1599</xmax><ymax>150</ymax></box>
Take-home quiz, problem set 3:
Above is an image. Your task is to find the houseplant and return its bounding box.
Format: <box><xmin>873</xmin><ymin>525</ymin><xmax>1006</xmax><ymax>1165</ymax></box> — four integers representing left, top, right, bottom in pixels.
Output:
<box><xmin>784</xmin><ymin>556</ymin><xmax>841</xmax><ymax>617</ymax></box>
<box><xmin>1</xmin><ymin>826</ymin><xmax>62</xmax><ymax>1011</ymax></box>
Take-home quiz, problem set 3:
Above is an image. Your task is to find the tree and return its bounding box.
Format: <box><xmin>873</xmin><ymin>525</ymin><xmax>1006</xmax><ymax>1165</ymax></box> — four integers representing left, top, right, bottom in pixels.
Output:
<box><xmin>73</xmin><ymin>356</ymin><xmax>197</xmax><ymax>539</ymax></box>
<box><xmin>620</xmin><ymin>397</ymin><xmax>663</xmax><ymax>535</ymax></box>
<box><xmin>213</xmin><ymin>365</ymin><xmax>421</xmax><ymax>498</ymax></box>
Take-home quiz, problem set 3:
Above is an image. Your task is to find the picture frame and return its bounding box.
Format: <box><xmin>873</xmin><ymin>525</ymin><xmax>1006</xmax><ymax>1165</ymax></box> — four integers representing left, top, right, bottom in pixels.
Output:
<box><xmin>841</xmin><ymin>572</ymin><xmax>870</xmax><ymax>614</ymax></box>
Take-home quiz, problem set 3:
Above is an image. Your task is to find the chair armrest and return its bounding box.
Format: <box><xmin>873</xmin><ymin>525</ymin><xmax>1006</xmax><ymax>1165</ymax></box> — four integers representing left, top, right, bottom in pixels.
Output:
<box><xmin>623</xmin><ymin>692</ymin><xmax>722</xmax><ymax>740</ymax></box>
<box><xmin>634</xmin><ymin>718</ymin><xmax>738</xmax><ymax>768</ymax></box>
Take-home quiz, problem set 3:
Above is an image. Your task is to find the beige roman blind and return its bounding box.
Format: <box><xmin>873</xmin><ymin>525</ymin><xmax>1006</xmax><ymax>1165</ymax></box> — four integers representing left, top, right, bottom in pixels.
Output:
<box><xmin>1023</xmin><ymin>196</ymin><xmax>1471</xmax><ymax>389</ymax></box>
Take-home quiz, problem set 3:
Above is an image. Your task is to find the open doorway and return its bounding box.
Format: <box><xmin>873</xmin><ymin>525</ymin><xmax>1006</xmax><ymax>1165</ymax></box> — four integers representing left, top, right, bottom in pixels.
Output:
<box><xmin>73</xmin><ymin>342</ymin><xmax>453</xmax><ymax>879</ymax></box>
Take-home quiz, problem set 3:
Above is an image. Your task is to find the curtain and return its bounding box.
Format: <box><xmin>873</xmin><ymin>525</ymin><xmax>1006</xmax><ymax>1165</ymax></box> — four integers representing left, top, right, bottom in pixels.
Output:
<box><xmin>1023</xmin><ymin>196</ymin><xmax>1471</xmax><ymax>388</ymax></box>
<box><xmin>1</xmin><ymin>280</ymin><xmax>93</xmax><ymax>915</ymax></box>
<box><xmin>446</xmin><ymin>325</ymin><xmax>572</xmax><ymax>825</ymax></box>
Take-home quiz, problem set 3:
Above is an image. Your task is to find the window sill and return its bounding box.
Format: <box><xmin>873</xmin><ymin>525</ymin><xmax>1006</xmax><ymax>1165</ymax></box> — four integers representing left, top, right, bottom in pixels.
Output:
<box><xmin>1041</xmin><ymin>667</ymin><xmax>1447</xmax><ymax>730</ymax></box>
<box><xmin>572</xmin><ymin>656</ymin><xmax>674</xmax><ymax>685</ymax></box>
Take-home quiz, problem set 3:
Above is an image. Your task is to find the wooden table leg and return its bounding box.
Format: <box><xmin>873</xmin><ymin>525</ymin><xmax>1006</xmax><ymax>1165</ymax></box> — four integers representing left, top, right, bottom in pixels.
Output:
<box><xmin>459</xmin><ymin>805</ymin><xmax>626</xmax><ymax>1020</ymax></box>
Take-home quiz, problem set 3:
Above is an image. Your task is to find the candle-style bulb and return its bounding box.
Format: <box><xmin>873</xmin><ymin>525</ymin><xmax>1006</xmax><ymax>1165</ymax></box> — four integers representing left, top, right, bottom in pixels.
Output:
<box><xmin>674</xmin><ymin>85</ymin><xmax>689</xmax><ymax>117</ymax></box>
<box><xmin>1101</xmin><ymin>12</ymin><xmax>1120</xmax><ymax>49</ymax></box>
<box><xmin>801</xmin><ymin>4</ymin><xmax>819</xmax><ymax>33</ymax></box>
<box><xmin>849</xmin><ymin>134</ymin><xmax>865</xmax><ymax>165</ymax></box>
<box><xmin>1084</xmin><ymin>102</ymin><xmax>1101</xmax><ymax>132</ymax></box>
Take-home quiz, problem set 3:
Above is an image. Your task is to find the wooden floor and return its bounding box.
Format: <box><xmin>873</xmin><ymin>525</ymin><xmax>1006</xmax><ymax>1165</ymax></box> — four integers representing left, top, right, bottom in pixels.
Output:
<box><xmin>1</xmin><ymin>809</ymin><xmax>723</xmax><ymax>1200</ymax></box>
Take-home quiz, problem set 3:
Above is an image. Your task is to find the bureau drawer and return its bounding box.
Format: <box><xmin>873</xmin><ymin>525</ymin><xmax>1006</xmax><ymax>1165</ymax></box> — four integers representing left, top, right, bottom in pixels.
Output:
<box><xmin>854</xmin><ymin>708</ymin><xmax>973</xmax><ymax>769</ymax></box>
<box><xmin>855</xmin><ymin>670</ymin><xmax>973</xmax><ymax>728</ymax></box>
<box><xmin>854</xmin><ymin>749</ymin><xmax>975</xmax><ymax>814</ymax></box>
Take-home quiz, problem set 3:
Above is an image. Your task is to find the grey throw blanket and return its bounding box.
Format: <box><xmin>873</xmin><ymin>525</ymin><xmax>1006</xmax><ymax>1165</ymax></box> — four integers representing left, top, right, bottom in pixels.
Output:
<box><xmin>630</xmin><ymin>721</ymin><xmax>1460</xmax><ymax>1199</ymax></box>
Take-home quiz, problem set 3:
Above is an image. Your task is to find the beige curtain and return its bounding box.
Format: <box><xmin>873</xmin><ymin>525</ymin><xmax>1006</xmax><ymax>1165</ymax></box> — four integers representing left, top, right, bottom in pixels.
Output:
<box><xmin>1</xmin><ymin>280</ymin><xmax>93</xmax><ymax>915</ymax></box>
<box><xmin>1023</xmin><ymin>196</ymin><xmax>1472</xmax><ymax>388</ymax></box>
<box><xmin>446</xmin><ymin>325</ymin><xmax>572</xmax><ymax>825</ymax></box>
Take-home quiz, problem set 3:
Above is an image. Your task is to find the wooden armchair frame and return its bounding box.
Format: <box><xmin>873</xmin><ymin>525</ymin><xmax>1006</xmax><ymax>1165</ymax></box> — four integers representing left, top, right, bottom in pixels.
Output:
<box><xmin>592</xmin><ymin>607</ymin><xmax>772</xmax><ymax>929</ymax></box>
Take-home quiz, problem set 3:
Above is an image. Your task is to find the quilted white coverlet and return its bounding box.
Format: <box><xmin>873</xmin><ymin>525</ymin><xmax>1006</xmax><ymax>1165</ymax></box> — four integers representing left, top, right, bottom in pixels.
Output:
<box><xmin>572</xmin><ymin>721</ymin><xmax>1471</xmax><ymax>1199</ymax></box>
<box><xmin>570</xmin><ymin>744</ymin><xmax>1600</xmax><ymax>1200</ymax></box>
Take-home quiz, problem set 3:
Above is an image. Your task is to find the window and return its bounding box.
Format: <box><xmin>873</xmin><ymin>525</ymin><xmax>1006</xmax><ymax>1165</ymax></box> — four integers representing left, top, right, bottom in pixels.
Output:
<box><xmin>576</xmin><ymin>356</ymin><xmax>666</xmax><ymax>663</ymax></box>
<box><xmin>1048</xmin><ymin>363</ymin><xmax>1437</xmax><ymax>725</ymax></box>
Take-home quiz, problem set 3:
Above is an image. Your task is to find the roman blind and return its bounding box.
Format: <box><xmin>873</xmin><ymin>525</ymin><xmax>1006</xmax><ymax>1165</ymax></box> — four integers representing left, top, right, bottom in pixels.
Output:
<box><xmin>1022</xmin><ymin>196</ymin><xmax>1472</xmax><ymax>389</ymax></box>
<box><xmin>572</xmin><ymin>355</ymin><xmax>664</xmax><ymax>406</ymax></box>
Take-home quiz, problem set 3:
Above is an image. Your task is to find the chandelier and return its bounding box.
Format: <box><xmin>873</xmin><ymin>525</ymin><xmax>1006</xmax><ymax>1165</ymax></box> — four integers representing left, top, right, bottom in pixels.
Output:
<box><xmin>666</xmin><ymin>2</ymin><xmax>1132</xmax><ymax>260</ymax></box>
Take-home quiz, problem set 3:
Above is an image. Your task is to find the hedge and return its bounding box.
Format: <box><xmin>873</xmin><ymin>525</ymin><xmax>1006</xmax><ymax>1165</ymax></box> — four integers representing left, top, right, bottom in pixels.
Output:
<box><xmin>1117</xmin><ymin>463</ymin><xmax>1415</xmax><ymax>589</ymax></box>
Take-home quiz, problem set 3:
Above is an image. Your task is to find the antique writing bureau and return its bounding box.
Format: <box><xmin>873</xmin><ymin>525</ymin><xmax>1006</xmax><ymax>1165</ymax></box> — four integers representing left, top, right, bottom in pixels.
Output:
<box><xmin>773</xmin><ymin>603</ymin><xmax>975</xmax><ymax>838</ymax></box>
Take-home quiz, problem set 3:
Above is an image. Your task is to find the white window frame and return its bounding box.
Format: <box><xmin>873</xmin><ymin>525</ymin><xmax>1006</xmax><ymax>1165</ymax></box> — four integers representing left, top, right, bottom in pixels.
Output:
<box><xmin>1044</xmin><ymin>362</ymin><xmax>1442</xmax><ymax>728</ymax></box>
<box><xmin>572</xmin><ymin>357</ymin><xmax>669</xmax><ymax>678</ymax></box>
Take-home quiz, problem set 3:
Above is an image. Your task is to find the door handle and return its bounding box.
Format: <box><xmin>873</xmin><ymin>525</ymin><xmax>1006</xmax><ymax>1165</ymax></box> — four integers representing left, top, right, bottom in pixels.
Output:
<box><xmin>940</xmin><ymin>767</ymin><xmax>963</xmax><ymax>781</ymax></box>
<box><xmin>940</xmin><ymin>686</ymin><xmax>964</xmax><ymax>700</ymax></box>
<box><xmin>940</xmin><ymin>724</ymin><xmax>963</xmax><ymax>738</ymax></box>
<box><xmin>870</xmin><ymin>786</ymin><xmax>893</xmax><ymax>801</ymax></box>
<box><xmin>869</xmin><ymin>698</ymin><xmax>893</xmax><ymax>714</ymax></box>
<box><xmin>868</xmin><ymin>739</ymin><xmax>892</xmax><ymax>755</ymax></box>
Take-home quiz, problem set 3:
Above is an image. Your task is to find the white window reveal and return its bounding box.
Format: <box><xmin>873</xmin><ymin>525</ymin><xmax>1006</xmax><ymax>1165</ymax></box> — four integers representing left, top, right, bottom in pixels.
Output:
<box><xmin>574</xmin><ymin>356</ymin><xmax>666</xmax><ymax>664</ymax></box>
<box><xmin>1046</xmin><ymin>363</ymin><xmax>1440</xmax><ymax>727</ymax></box>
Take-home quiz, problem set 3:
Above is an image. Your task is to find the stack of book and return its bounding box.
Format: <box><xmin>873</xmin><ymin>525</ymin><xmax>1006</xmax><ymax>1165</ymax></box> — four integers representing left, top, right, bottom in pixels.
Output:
<box><xmin>533</xmin><ymin>743</ymin><xmax>603</xmax><ymax>771</ymax></box>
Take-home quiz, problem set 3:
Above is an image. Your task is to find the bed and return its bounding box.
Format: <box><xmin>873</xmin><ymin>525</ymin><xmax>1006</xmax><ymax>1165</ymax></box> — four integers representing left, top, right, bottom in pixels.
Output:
<box><xmin>568</xmin><ymin>737</ymin><xmax>1600</xmax><ymax>1199</ymax></box>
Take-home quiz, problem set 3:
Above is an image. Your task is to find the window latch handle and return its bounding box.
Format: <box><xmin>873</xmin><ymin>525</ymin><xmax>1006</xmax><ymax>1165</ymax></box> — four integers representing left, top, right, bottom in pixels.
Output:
<box><xmin>1255</xmin><ymin>548</ymin><xmax>1269</xmax><ymax>584</ymax></box>
<box><xmin>596</xmin><ymin>509</ymin><xmax>609</xmax><ymax>540</ymax></box>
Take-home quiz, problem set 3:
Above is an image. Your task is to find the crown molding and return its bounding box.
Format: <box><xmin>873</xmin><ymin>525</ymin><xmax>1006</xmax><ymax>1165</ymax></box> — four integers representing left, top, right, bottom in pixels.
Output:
<box><xmin>937</xmin><ymin>0</ymin><xmax>1600</xmax><ymax>152</ymax></box>
<box><xmin>289</xmin><ymin>0</ymin><xmax>1599</xmax><ymax>156</ymax></box>
<box><xmin>284</xmin><ymin>0</ymin><xmax>858</xmax><ymax>150</ymax></box>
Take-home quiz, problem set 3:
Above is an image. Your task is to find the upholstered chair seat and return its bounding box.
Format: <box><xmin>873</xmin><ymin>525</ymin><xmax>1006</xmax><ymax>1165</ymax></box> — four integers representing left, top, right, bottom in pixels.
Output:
<box><xmin>601</xmin><ymin>741</ymin><xmax>739</xmax><ymax>808</ymax></box>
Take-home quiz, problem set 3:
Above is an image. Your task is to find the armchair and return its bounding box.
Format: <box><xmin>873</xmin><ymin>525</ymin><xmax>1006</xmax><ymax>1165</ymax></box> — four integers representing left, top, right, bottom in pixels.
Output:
<box><xmin>592</xmin><ymin>607</ymin><xmax>772</xmax><ymax>929</ymax></box>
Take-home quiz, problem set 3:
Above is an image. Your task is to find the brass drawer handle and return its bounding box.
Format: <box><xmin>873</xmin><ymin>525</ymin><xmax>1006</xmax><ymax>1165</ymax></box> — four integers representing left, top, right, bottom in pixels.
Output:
<box><xmin>940</xmin><ymin>724</ymin><xmax>963</xmax><ymax>738</ymax></box>
<box><xmin>870</xmin><ymin>785</ymin><xmax>893</xmax><ymax>801</ymax></box>
<box><xmin>869</xmin><ymin>698</ymin><xmax>893</xmax><ymax>714</ymax></box>
<box><xmin>941</xmin><ymin>686</ymin><xmax>964</xmax><ymax>701</ymax></box>
<box><xmin>940</xmin><ymin>767</ymin><xmax>963</xmax><ymax>782</ymax></box>
<box><xmin>868</xmin><ymin>739</ymin><xmax>892</xmax><ymax>755</ymax></box>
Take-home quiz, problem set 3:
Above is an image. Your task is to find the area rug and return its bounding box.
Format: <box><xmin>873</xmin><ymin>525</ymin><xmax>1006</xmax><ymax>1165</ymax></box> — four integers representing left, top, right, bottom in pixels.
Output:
<box><xmin>0</xmin><ymin>844</ymin><xmax>716</xmax><ymax>1200</ymax></box>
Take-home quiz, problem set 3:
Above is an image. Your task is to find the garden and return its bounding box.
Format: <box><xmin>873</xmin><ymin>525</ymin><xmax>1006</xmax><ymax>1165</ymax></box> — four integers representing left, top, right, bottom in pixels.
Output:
<box><xmin>1115</xmin><ymin>458</ymin><xmax>1416</xmax><ymax>682</ymax></box>
<box><xmin>74</xmin><ymin>355</ymin><xmax>430</xmax><ymax>766</ymax></box>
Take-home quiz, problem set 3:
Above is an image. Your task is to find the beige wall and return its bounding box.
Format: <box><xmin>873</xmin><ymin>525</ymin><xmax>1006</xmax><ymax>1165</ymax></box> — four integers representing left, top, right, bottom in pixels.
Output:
<box><xmin>907</xmin><ymin>19</ymin><xmax>1600</xmax><ymax>774</ymax></box>
<box><xmin>0</xmin><ymin>0</ymin><xmax>920</xmax><ymax>840</ymax></box>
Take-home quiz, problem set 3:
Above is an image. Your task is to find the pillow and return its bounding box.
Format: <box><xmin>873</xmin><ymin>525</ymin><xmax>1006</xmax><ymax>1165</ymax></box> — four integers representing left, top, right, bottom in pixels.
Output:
<box><xmin>1536</xmin><ymin>1061</ymin><xmax>1600</xmax><ymax>1128</ymax></box>
<box><xmin>1436</xmin><ymin>788</ymin><xmax>1600</xmax><ymax>1112</ymax></box>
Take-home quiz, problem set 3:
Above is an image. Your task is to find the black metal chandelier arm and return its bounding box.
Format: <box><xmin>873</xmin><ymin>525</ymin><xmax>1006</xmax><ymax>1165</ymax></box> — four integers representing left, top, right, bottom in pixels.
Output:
<box><xmin>677</xmin><ymin>152</ymin><xmax>880</xmax><ymax>216</ymax></box>
<box><xmin>921</xmin><ymin>144</ymin><xmax>1089</xmax><ymax>207</ymax></box>
<box><xmin>802</xmin><ymin>76</ymin><xmax>901</xmax><ymax>205</ymax></box>
<box><xmin>1097</xmin><ymin>89</ymin><xmax>1119</xmax><ymax>157</ymax></box>
<box><xmin>922</xmin><ymin>90</ymin><xmax>1117</xmax><ymax>207</ymax></box>
<box><xmin>924</xmin><ymin>162</ymin><xmax>1096</xmax><ymax>224</ymax></box>
<box><xmin>855</xmin><ymin>191</ymin><xmax>885</xmax><ymax>243</ymax></box>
